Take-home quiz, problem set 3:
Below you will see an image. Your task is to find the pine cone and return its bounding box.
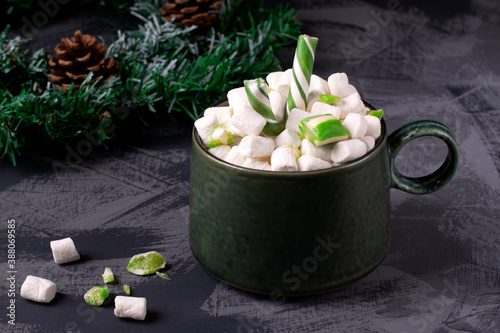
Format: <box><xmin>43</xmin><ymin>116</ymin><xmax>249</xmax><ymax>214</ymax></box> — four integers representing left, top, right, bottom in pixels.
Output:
<box><xmin>159</xmin><ymin>0</ymin><xmax>223</xmax><ymax>30</ymax></box>
<box><xmin>48</xmin><ymin>30</ymin><xmax>119</xmax><ymax>90</ymax></box>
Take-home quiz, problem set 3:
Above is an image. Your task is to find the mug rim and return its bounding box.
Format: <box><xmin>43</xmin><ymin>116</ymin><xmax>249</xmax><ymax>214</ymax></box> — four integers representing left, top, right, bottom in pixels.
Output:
<box><xmin>192</xmin><ymin>100</ymin><xmax>387</xmax><ymax>176</ymax></box>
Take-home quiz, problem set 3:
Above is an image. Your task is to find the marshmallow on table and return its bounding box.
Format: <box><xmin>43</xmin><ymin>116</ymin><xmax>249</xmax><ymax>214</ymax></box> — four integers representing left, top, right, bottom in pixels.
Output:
<box><xmin>338</xmin><ymin>92</ymin><xmax>365</xmax><ymax>119</ymax></box>
<box><xmin>286</xmin><ymin>108</ymin><xmax>311</xmax><ymax>134</ymax></box>
<box><xmin>311</xmin><ymin>102</ymin><xmax>341</xmax><ymax>118</ymax></box>
<box><xmin>209</xmin><ymin>145</ymin><xmax>231</xmax><ymax>160</ymax></box>
<box><xmin>271</xmin><ymin>147</ymin><xmax>298</xmax><ymax>171</ymax></box>
<box><xmin>343</xmin><ymin>113</ymin><xmax>368</xmax><ymax>139</ymax></box>
<box><xmin>204</xmin><ymin>106</ymin><xmax>233</xmax><ymax>124</ymax></box>
<box><xmin>269</xmin><ymin>90</ymin><xmax>287</xmax><ymax>123</ymax></box>
<box><xmin>230</xmin><ymin>106</ymin><xmax>266</xmax><ymax>136</ymax></box>
<box><xmin>195</xmin><ymin>114</ymin><xmax>219</xmax><ymax>146</ymax></box>
<box><xmin>361</xmin><ymin>136</ymin><xmax>375</xmax><ymax>151</ymax></box>
<box><xmin>274</xmin><ymin>129</ymin><xmax>301</xmax><ymax>148</ymax></box>
<box><xmin>328</xmin><ymin>72</ymin><xmax>358</xmax><ymax>98</ymax></box>
<box><xmin>50</xmin><ymin>237</ymin><xmax>80</xmax><ymax>264</ymax></box>
<box><xmin>297</xmin><ymin>155</ymin><xmax>332</xmax><ymax>171</ymax></box>
<box><xmin>364</xmin><ymin>115</ymin><xmax>381</xmax><ymax>139</ymax></box>
<box><xmin>20</xmin><ymin>275</ymin><xmax>57</xmax><ymax>303</ymax></box>
<box><xmin>238</xmin><ymin>136</ymin><xmax>275</xmax><ymax>158</ymax></box>
<box><xmin>301</xmin><ymin>139</ymin><xmax>332</xmax><ymax>162</ymax></box>
<box><xmin>331</xmin><ymin>139</ymin><xmax>368</xmax><ymax>164</ymax></box>
<box><xmin>114</xmin><ymin>296</ymin><xmax>147</xmax><ymax>321</ymax></box>
<box><xmin>225</xmin><ymin>146</ymin><xmax>247</xmax><ymax>166</ymax></box>
<box><xmin>243</xmin><ymin>158</ymin><xmax>272</xmax><ymax>171</ymax></box>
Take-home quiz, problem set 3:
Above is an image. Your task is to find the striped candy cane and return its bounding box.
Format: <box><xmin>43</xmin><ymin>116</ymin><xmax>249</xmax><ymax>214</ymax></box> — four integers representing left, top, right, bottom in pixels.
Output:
<box><xmin>244</xmin><ymin>78</ymin><xmax>285</xmax><ymax>136</ymax></box>
<box><xmin>286</xmin><ymin>35</ymin><xmax>318</xmax><ymax>120</ymax></box>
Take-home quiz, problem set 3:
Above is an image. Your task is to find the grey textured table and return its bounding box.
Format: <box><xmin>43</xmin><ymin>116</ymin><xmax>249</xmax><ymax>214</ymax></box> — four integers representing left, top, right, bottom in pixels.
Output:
<box><xmin>2</xmin><ymin>0</ymin><xmax>500</xmax><ymax>332</ymax></box>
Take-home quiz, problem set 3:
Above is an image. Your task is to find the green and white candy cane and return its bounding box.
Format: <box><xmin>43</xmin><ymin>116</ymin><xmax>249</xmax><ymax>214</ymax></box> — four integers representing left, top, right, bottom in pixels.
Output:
<box><xmin>244</xmin><ymin>78</ymin><xmax>285</xmax><ymax>136</ymax></box>
<box><xmin>286</xmin><ymin>34</ymin><xmax>319</xmax><ymax>119</ymax></box>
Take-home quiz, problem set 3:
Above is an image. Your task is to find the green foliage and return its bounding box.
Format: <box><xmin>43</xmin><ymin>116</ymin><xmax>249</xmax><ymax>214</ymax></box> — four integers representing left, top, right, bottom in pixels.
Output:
<box><xmin>0</xmin><ymin>0</ymin><xmax>302</xmax><ymax>165</ymax></box>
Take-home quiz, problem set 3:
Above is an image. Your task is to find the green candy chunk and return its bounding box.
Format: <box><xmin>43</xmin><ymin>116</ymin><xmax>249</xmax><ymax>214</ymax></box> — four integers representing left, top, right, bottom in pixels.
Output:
<box><xmin>299</xmin><ymin>115</ymin><xmax>349</xmax><ymax>146</ymax></box>
<box><xmin>207</xmin><ymin>126</ymin><xmax>234</xmax><ymax>148</ymax></box>
<box><xmin>127</xmin><ymin>251</ymin><xmax>167</xmax><ymax>276</ymax></box>
<box><xmin>102</xmin><ymin>267</ymin><xmax>115</xmax><ymax>283</ymax></box>
<box><xmin>156</xmin><ymin>271</ymin><xmax>171</xmax><ymax>280</ymax></box>
<box><xmin>123</xmin><ymin>284</ymin><xmax>131</xmax><ymax>295</ymax></box>
<box><xmin>319</xmin><ymin>94</ymin><xmax>342</xmax><ymax>105</ymax></box>
<box><xmin>84</xmin><ymin>286</ymin><xmax>109</xmax><ymax>306</ymax></box>
<box><xmin>368</xmin><ymin>109</ymin><xmax>384</xmax><ymax>119</ymax></box>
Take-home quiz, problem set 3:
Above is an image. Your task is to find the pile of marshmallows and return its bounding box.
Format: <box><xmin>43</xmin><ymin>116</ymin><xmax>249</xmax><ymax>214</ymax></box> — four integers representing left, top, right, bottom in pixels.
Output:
<box><xmin>195</xmin><ymin>71</ymin><xmax>382</xmax><ymax>171</ymax></box>
<box><xmin>19</xmin><ymin>237</ymin><xmax>147</xmax><ymax>321</ymax></box>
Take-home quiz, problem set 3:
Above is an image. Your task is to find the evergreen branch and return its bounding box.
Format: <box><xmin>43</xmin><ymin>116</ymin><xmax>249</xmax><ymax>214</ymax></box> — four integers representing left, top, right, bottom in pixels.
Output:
<box><xmin>0</xmin><ymin>0</ymin><xmax>301</xmax><ymax>165</ymax></box>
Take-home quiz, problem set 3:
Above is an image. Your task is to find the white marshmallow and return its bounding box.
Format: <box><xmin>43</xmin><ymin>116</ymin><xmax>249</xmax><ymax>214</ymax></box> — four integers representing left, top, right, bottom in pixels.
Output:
<box><xmin>310</xmin><ymin>74</ymin><xmax>330</xmax><ymax>94</ymax></box>
<box><xmin>222</xmin><ymin>119</ymin><xmax>246</xmax><ymax>138</ymax></box>
<box><xmin>227</xmin><ymin>87</ymin><xmax>251</xmax><ymax>113</ymax></box>
<box><xmin>343</xmin><ymin>113</ymin><xmax>368</xmax><ymax>139</ymax></box>
<box><xmin>225</xmin><ymin>146</ymin><xmax>247</xmax><ymax>166</ymax></box>
<box><xmin>361</xmin><ymin>136</ymin><xmax>375</xmax><ymax>151</ymax></box>
<box><xmin>307</xmin><ymin>88</ymin><xmax>335</xmax><ymax>113</ymax></box>
<box><xmin>306</xmin><ymin>90</ymin><xmax>322</xmax><ymax>113</ymax></box>
<box><xmin>307</xmin><ymin>75</ymin><xmax>330</xmax><ymax>113</ymax></box>
<box><xmin>328</xmin><ymin>72</ymin><xmax>358</xmax><ymax>98</ymax></box>
<box><xmin>271</xmin><ymin>147</ymin><xmax>298</xmax><ymax>171</ymax></box>
<box><xmin>266</xmin><ymin>71</ymin><xmax>283</xmax><ymax>91</ymax></box>
<box><xmin>238</xmin><ymin>136</ymin><xmax>275</xmax><ymax>158</ymax></box>
<box><xmin>310</xmin><ymin>102</ymin><xmax>341</xmax><ymax>118</ymax></box>
<box><xmin>50</xmin><ymin>237</ymin><xmax>80</xmax><ymax>264</ymax></box>
<box><xmin>232</xmin><ymin>136</ymin><xmax>243</xmax><ymax>146</ymax></box>
<box><xmin>243</xmin><ymin>158</ymin><xmax>272</xmax><ymax>171</ymax></box>
<box><xmin>20</xmin><ymin>275</ymin><xmax>57</xmax><ymax>303</ymax></box>
<box><xmin>230</xmin><ymin>106</ymin><xmax>266</xmax><ymax>136</ymax></box>
<box><xmin>195</xmin><ymin>114</ymin><xmax>219</xmax><ymax>146</ymax></box>
<box><xmin>204</xmin><ymin>106</ymin><xmax>233</xmax><ymax>125</ymax></box>
<box><xmin>297</xmin><ymin>155</ymin><xmax>332</xmax><ymax>171</ymax></box>
<box><xmin>286</xmin><ymin>108</ymin><xmax>311</xmax><ymax>134</ymax></box>
<box><xmin>114</xmin><ymin>296</ymin><xmax>147</xmax><ymax>321</ymax></box>
<box><xmin>276</xmin><ymin>68</ymin><xmax>292</xmax><ymax>96</ymax></box>
<box><xmin>338</xmin><ymin>93</ymin><xmax>365</xmax><ymax>119</ymax></box>
<box><xmin>364</xmin><ymin>115</ymin><xmax>381</xmax><ymax>140</ymax></box>
<box><xmin>269</xmin><ymin>90</ymin><xmax>287</xmax><ymax>123</ymax></box>
<box><xmin>300</xmin><ymin>139</ymin><xmax>332</xmax><ymax>162</ymax></box>
<box><xmin>209</xmin><ymin>145</ymin><xmax>231</xmax><ymax>160</ymax></box>
<box><xmin>331</xmin><ymin>139</ymin><xmax>368</xmax><ymax>164</ymax></box>
<box><xmin>274</xmin><ymin>129</ymin><xmax>301</xmax><ymax>148</ymax></box>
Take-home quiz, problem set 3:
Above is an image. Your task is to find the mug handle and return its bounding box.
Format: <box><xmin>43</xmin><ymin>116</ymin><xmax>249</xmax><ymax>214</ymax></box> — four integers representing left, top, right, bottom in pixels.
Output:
<box><xmin>388</xmin><ymin>120</ymin><xmax>459</xmax><ymax>194</ymax></box>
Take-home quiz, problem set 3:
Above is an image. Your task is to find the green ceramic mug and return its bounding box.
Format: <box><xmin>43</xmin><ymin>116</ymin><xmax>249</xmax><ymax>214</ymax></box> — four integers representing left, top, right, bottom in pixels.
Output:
<box><xmin>189</xmin><ymin>100</ymin><xmax>459</xmax><ymax>297</ymax></box>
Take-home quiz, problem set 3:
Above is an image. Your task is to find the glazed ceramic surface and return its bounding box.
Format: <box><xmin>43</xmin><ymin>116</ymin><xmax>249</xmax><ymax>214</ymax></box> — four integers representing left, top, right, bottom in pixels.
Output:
<box><xmin>189</xmin><ymin>101</ymin><xmax>459</xmax><ymax>296</ymax></box>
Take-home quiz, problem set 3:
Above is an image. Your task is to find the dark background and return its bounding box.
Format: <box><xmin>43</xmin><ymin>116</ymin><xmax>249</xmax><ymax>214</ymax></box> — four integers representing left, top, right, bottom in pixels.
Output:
<box><xmin>2</xmin><ymin>0</ymin><xmax>500</xmax><ymax>332</ymax></box>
